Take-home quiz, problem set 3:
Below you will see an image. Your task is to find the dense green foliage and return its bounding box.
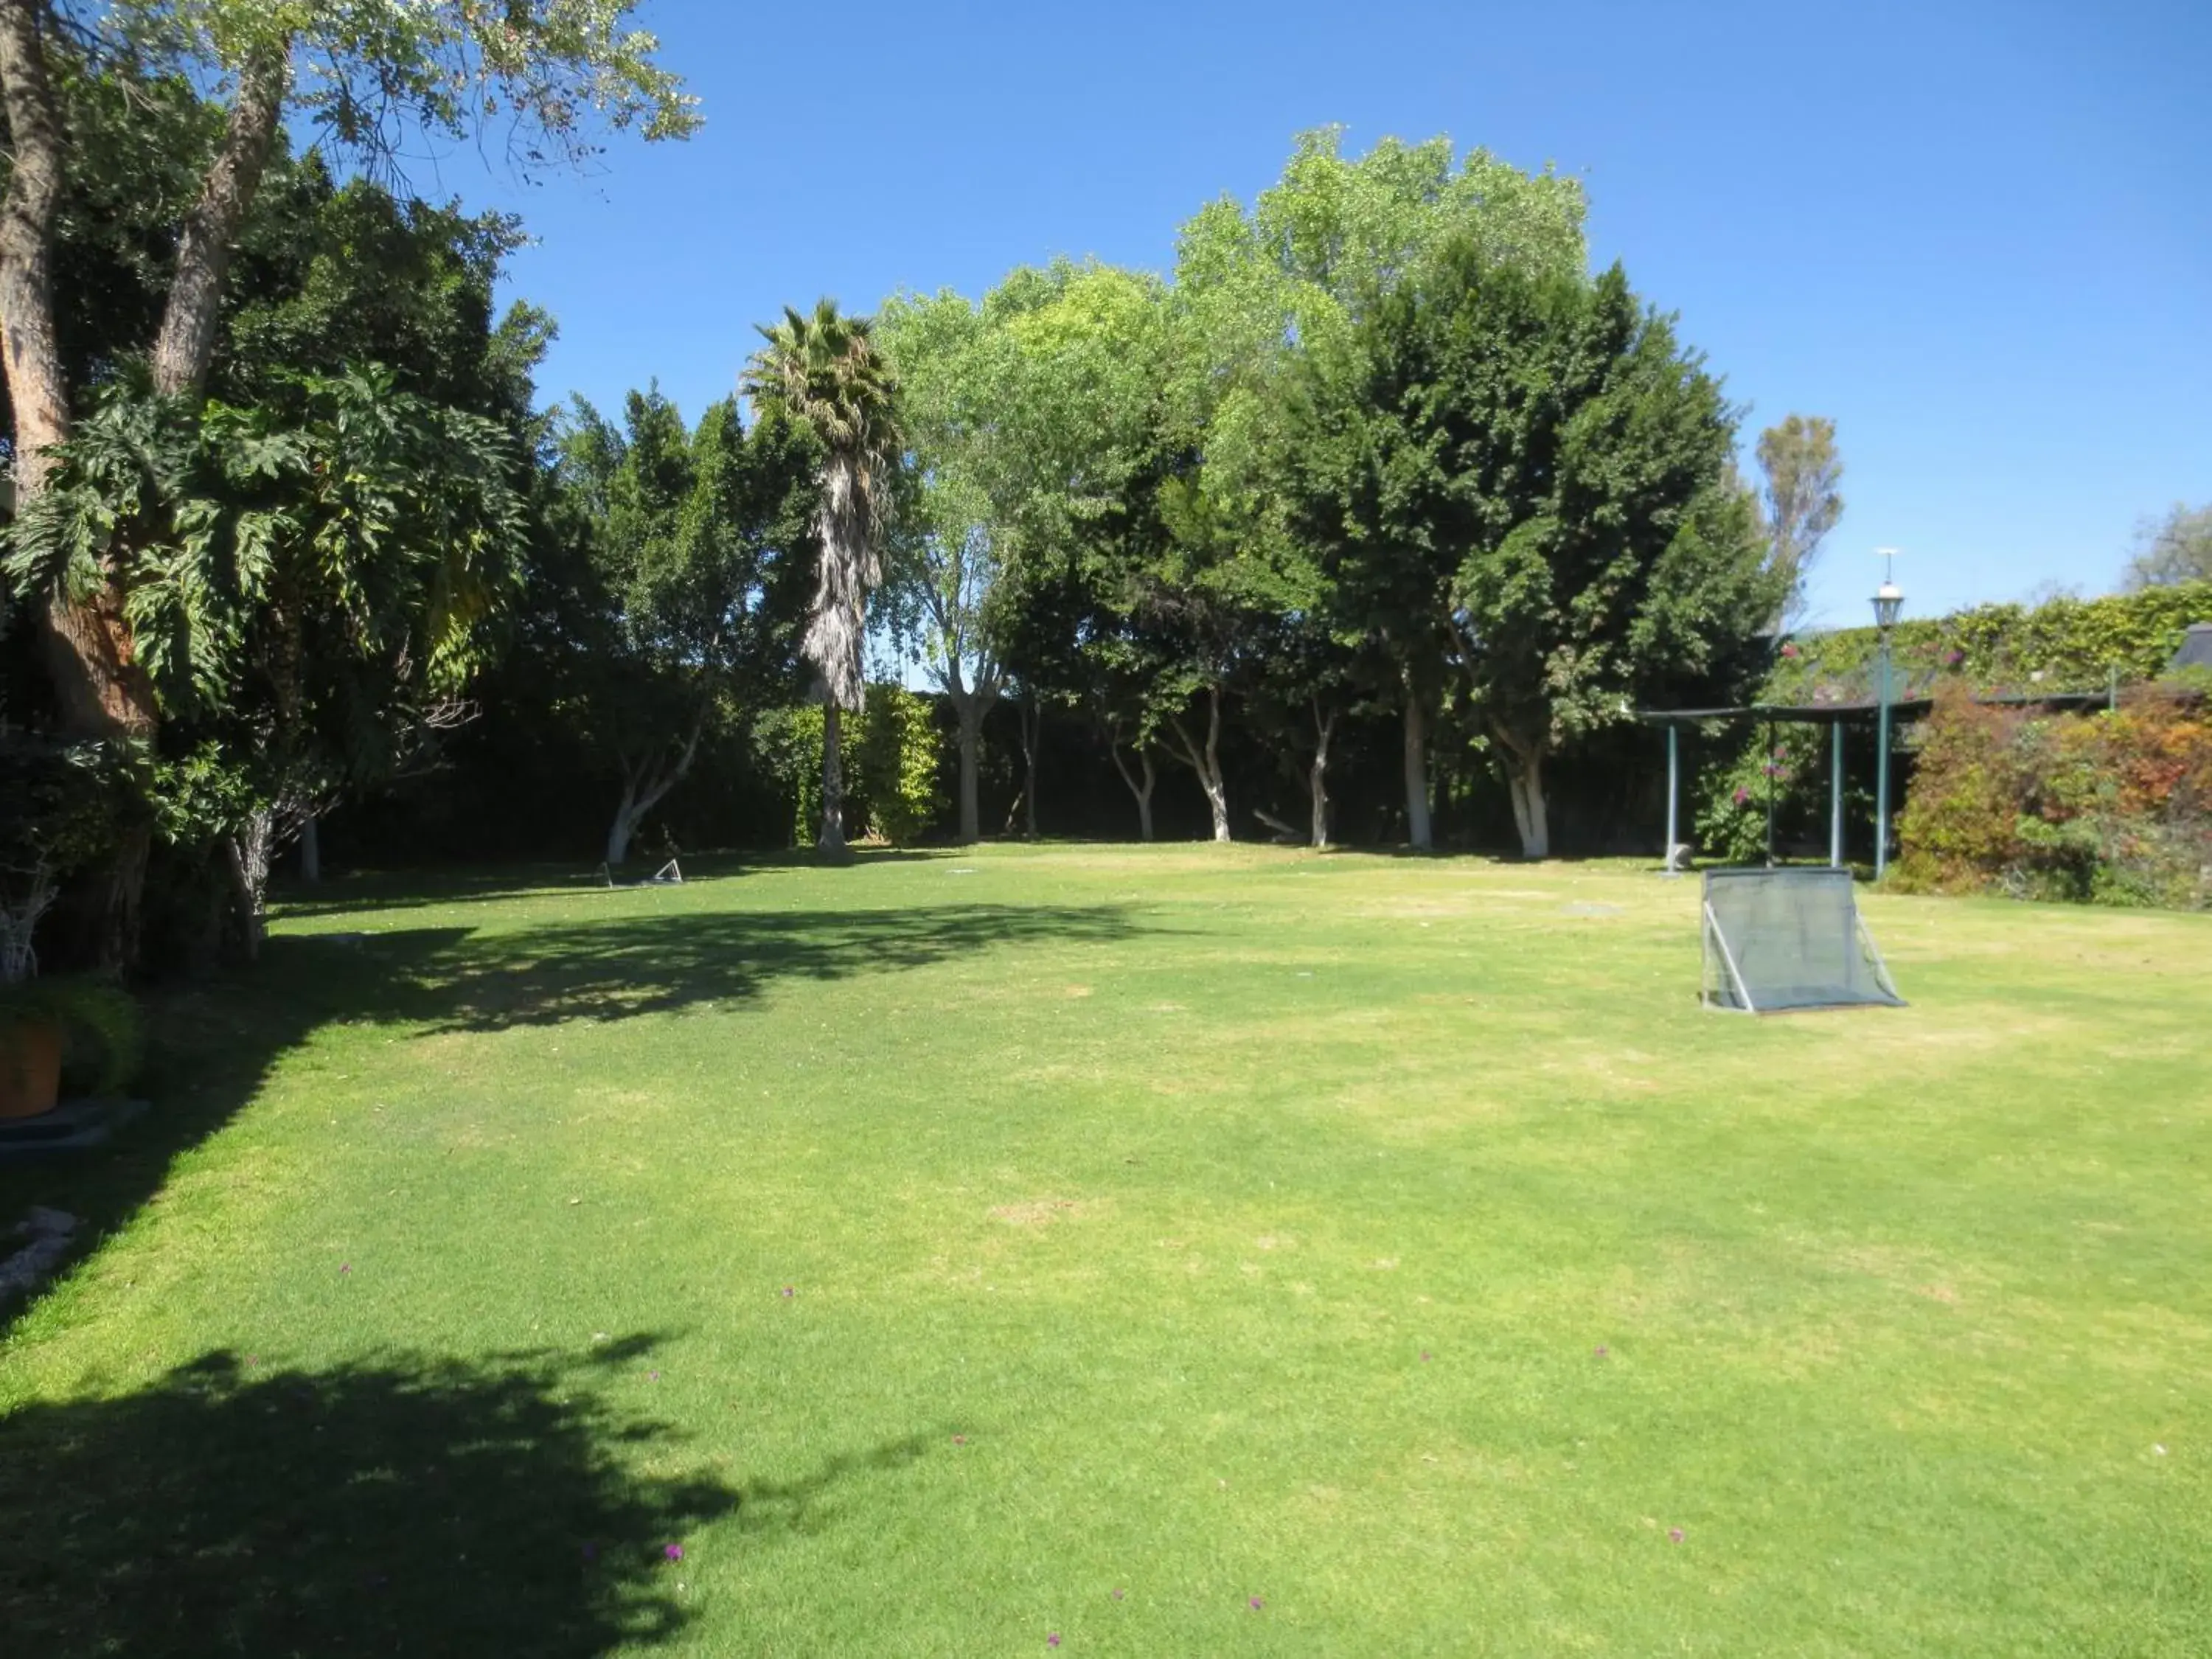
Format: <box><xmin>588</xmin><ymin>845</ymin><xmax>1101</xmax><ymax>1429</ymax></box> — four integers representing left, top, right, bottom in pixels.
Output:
<box><xmin>519</xmin><ymin>388</ymin><xmax>816</xmax><ymax>864</ymax></box>
<box><xmin>1293</xmin><ymin>243</ymin><xmax>1777</xmax><ymax>857</ymax></box>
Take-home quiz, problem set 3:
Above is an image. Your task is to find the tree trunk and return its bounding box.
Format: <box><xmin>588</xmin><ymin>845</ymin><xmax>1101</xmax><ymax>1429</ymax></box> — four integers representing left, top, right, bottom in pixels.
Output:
<box><xmin>0</xmin><ymin>0</ymin><xmax>65</xmax><ymax>499</ymax></box>
<box><xmin>0</xmin><ymin>0</ymin><xmax>151</xmax><ymax>745</ymax></box>
<box><xmin>609</xmin><ymin>717</ymin><xmax>705</xmax><ymax>868</ymax></box>
<box><xmin>1402</xmin><ymin>692</ymin><xmax>1433</xmax><ymax>850</ymax></box>
<box><xmin>953</xmin><ymin>693</ymin><xmax>985</xmax><ymax>845</ymax></box>
<box><xmin>223</xmin><ymin>810</ymin><xmax>274</xmax><ymax>964</ymax></box>
<box><xmin>1167</xmin><ymin>691</ymin><xmax>1231</xmax><ymax>843</ymax></box>
<box><xmin>150</xmin><ymin>39</ymin><xmax>290</xmax><ymax>397</ymax></box>
<box><xmin>819</xmin><ymin>702</ymin><xmax>849</xmax><ymax>858</ymax></box>
<box><xmin>1107</xmin><ymin>734</ymin><xmax>1157</xmax><ymax>842</ymax></box>
<box><xmin>1310</xmin><ymin>703</ymin><xmax>1338</xmax><ymax>849</ymax></box>
<box><xmin>299</xmin><ymin>814</ymin><xmax>321</xmax><ymax>883</ymax></box>
<box><xmin>1016</xmin><ymin>690</ymin><xmax>1040</xmax><ymax>840</ymax></box>
<box><xmin>1503</xmin><ymin>743</ymin><xmax>1551</xmax><ymax>860</ymax></box>
<box><xmin>606</xmin><ymin>779</ymin><xmax>641</xmax><ymax>868</ymax></box>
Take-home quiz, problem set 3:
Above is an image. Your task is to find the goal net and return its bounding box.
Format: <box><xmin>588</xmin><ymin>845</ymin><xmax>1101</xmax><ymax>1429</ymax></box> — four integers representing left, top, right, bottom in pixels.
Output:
<box><xmin>1700</xmin><ymin>868</ymin><xmax>1904</xmax><ymax>1014</ymax></box>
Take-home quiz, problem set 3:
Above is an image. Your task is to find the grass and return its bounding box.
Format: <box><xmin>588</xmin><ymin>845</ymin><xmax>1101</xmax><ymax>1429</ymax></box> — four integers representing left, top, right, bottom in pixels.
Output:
<box><xmin>1</xmin><ymin>844</ymin><xmax>2208</xmax><ymax>1655</ymax></box>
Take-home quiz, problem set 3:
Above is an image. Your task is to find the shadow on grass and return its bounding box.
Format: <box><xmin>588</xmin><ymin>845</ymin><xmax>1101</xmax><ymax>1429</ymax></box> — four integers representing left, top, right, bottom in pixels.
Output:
<box><xmin>268</xmin><ymin>849</ymin><xmax>953</xmax><ymax>919</ymax></box>
<box><xmin>0</xmin><ymin>902</ymin><xmax>1145</xmax><ymax>1334</ymax></box>
<box><xmin>364</xmin><ymin>902</ymin><xmax>1144</xmax><ymax>1032</ymax></box>
<box><xmin>0</xmin><ymin>1340</ymin><xmax>740</xmax><ymax>1657</ymax></box>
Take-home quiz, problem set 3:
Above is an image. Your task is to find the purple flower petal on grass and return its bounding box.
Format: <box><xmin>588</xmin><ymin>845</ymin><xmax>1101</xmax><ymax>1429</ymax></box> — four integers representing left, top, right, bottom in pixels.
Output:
<box><xmin>1593</xmin><ymin>1345</ymin><xmax>1607</xmax><ymax>1358</ymax></box>
<box><xmin>1250</xmin><ymin>1596</ymin><xmax>1265</xmax><ymax>1611</ymax></box>
<box><xmin>782</xmin><ymin>1287</ymin><xmax>794</xmax><ymax>1297</ymax></box>
<box><xmin>1668</xmin><ymin>1528</ymin><xmax>1685</xmax><ymax>1543</ymax></box>
<box><xmin>664</xmin><ymin>1543</ymin><xmax>685</xmax><ymax>1562</ymax></box>
<box><xmin>1047</xmin><ymin>1636</ymin><xmax>1060</xmax><ymax>1649</ymax></box>
<box><xmin>1112</xmin><ymin>1589</ymin><xmax>1124</xmax><ymax>1601</ymax></box>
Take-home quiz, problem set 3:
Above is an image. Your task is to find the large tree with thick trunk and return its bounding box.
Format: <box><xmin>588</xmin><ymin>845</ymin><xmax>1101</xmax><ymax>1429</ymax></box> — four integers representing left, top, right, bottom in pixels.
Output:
<box><xmin>0</xmin><ymin>0</ymin><xmax>693</xmax><ymax>959</ymax></box>
<box><xmin>1305</xmin><ymin>237</ymin><xmax>1776</xmax><ymax>859</ymax></box>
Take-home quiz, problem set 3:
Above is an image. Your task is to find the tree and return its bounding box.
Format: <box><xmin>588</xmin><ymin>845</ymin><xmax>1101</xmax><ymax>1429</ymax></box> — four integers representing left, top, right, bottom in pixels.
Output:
<box><xmin>4</xmin><ymin>366</ymin><xmax>529</xmax><ymax>953</ymax></box>
<box><xmin>874</xmin><ymin>289</ymin><xmax>1008</xmax><ymax>844</ymax></box>
<box><xmin>543</xmin><ymin>389</ymin><xmax>813</xmax><ymax>866</ymax></box>
<box><xmin>1755</xmin><ymin>414</ymin><xmax>1843</xmax><ymax>627</ymax></box>
<box><xmin>1174</xmin><ymin>128</ymin><xmax>1589</xmax><ymax>848</ymax></box>
<box><xmin>0</xmin><ymin>1</ymin><xmax>691</xmax><ymax>963</ymax></box>
<box><xmin>2125</xmin><ymin>503</ymin><xmax>2212</xmax><ymax>590</ymax></box>
<box><xmin>0</xmin><ymin>0</ymin><xmax>694</xmax><ymax>740</ymax></box>
<box><xmin>1306</xmin><ymin>238</ymin><xmax>1778</xmax><ymax>859</ymax></box>
<box><xmin>742</xmin><ymin>301</ymin><xmax>903</xmax><ymax>858</ymax></box>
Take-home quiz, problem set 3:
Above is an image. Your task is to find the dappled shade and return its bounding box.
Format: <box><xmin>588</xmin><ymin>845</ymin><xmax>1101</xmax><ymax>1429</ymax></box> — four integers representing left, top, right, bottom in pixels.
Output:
<box><xmin>327</xmin><ymin>901</ymin><xmax>1148</xmax><ymax>1032</ymax></box>
<box><xmin>0</xmin><ymin>1343</ymin><xmax>734</xmax><ymax>1658</ymax></box>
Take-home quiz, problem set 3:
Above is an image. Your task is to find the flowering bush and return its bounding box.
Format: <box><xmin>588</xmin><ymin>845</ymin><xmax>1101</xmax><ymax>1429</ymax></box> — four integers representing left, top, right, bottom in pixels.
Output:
<box><xmin>1893</xmin><ymin>686</ymin><xmax>2212</xmax><ymax>908</ymax></box>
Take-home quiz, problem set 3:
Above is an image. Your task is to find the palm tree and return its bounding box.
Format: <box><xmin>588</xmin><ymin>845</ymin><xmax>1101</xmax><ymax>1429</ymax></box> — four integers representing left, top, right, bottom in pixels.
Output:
<box><xmin>742</xmin><ymin>299</ymin><xmax>902</xmax><ymax>858</ymax></box>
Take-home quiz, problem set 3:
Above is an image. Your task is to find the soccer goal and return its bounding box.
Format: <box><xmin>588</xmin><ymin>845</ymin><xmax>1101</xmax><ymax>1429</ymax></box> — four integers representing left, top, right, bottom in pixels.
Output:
<box><xmin>1700</xmin><ymin>867</ymin><xmax>1904</xmax><ymax>1014</ymax></box>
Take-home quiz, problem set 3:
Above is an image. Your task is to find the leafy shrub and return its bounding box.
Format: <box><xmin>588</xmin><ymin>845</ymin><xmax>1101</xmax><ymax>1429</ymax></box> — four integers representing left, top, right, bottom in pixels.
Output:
<box><xmin>1694</xmin><ymin>723</ymin><xmax>1830</xmax><ymax>864</ymax></box>
<box><xmin>754</xmin><ymin>687</ymin><xmax>945</xmax><ymax>847</ymax></box>
<box><xmin>1893</xmin><ymin>685</ymin><xmax>2212</xmax><ymax>908</ymax></box>
<box><xmin>853</xmin><ymin>686</ymin><xmax>945</xmax><ymax>846</ymax></box>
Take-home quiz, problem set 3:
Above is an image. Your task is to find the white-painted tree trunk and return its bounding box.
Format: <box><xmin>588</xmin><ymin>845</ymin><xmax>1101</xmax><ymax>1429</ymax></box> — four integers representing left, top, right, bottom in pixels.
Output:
<box><xmin>1505</xmin><ymin>747</ymin><xmax>1551</xmax><ymax>860</ymax></box>
<box><xmin>606</xmin><ymin>782</ymin><xmax>644</xmax><ymax>867</ymax></box>
<box><xmin>1402</xmin><ymin>695</ymin><xmax>1432</xmax><ymax>850</ymax></box>
<box><xmin>1167</xmin><ymin>691</ymin><xmax>1231</xmax><ymax>843</ymax></box>
<box><xmin>608</xmin><ymin>715</ymin><xmax>706</xmax><ymax>868</ymax></box>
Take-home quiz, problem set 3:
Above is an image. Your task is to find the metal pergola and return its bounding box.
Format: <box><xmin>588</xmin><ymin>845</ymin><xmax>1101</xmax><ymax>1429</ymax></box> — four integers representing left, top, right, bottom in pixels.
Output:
<box><xmin>1638</xmin><ymin>689</ymin><xmax>2115</xmax><ymax>871</ymax></box>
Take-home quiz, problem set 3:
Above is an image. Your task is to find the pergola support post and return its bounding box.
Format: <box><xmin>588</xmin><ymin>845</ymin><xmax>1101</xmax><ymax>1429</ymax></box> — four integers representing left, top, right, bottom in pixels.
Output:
<box><xmin>1829</xmin><ymin>720</ymin><xmax>1844</xmax><ymax>869</ymax></box>
<box><xmin>1663</xmin><ymin>723</ymin><xmax>1680</xmax><ymax>877</ymax></box>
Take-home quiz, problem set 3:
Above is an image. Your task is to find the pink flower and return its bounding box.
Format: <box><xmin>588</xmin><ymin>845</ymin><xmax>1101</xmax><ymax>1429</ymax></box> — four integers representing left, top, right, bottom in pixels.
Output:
<box><xmin>664</xmin><ymin>1543</ymin><xmax>684</xmax><ymax>1562</ymax></box>
<box><xmin>1732</xmin><ymin>787</ymin><xmax>1750</xmax><ymax>807</ymax></box>
<box><xmin>1047</xmin><ymin>1635</ymin><xmax>1060</xmax><ymax>1649</ymax></box>
<box><xmin>1250</xmin><ymin>1596</ymin><xmax>1265</xmax><ymax>1611</ymax></box>
<box><xmin>1668</xmin><ymin>1528</ymin><xmax>1684</xmax><ymax>1543</ymax></box>
<box><xmin>1781</xmin><ymin>643</ymin><xmax>1800</xmax><ymax>658</ymax></box>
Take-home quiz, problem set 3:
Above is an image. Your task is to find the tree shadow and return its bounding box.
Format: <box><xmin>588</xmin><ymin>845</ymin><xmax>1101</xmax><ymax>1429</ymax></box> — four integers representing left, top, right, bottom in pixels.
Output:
<box><xmin>0</xmin><ymin>902</ymin><xmax>1147</xmax><ymax>1333</ymax></box>
<box><xmin>0</xmin><ymin>1340</ymin><xmax>742</xmax><ymax>1657</ymax></box>
<box><xmin>351</xmin><ymin>902</ymin><xmax>1144</xmax><ymax>1032</ymax></box>
<box><xmin>268</xmin><ymin>849</ymin><xmax>955</xmax><ymax>919</ymax></box>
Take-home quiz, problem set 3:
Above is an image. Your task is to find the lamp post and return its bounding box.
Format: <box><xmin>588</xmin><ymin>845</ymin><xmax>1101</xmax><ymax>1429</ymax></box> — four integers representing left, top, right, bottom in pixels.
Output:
<box><xmin>1872</xmin><ymin>552</ymin><xmax>1904</xmax><ymax>880</ymax></box>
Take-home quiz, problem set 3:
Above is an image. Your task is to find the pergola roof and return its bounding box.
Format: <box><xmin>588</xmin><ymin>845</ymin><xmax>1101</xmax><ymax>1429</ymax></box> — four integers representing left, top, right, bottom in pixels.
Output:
<box><xmin>2173</xmin><ymin>623</ymin><xmax>2212</xmax><ymax>673</ymax></box>
<box><xmin>1634</xmin><ymin>690</ymin><xmax>2113</xmax><ymax>726</ymax></box>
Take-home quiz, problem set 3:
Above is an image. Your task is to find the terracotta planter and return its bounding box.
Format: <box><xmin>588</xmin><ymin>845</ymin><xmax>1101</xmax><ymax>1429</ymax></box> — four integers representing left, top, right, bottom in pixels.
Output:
<box><xmin>0</xmin><ymin>1019</ymin><xmax>63</xmax><ymax>1120</ymax></box>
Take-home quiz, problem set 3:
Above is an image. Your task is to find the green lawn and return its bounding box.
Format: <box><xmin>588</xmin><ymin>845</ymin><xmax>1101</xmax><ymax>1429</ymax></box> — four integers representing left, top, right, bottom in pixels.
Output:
<box><xmin>2</xmin><ymin>845</ymin><xmax>2208</xmax><ymax>1655</ymax></box>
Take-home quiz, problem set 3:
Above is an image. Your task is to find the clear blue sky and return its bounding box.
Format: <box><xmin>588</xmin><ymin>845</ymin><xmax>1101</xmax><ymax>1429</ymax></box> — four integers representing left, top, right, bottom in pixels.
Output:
<box><xmin>466</xmin><ymin>0</ymin><xmax>2209</xmax><ymax>629</ymax></box>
